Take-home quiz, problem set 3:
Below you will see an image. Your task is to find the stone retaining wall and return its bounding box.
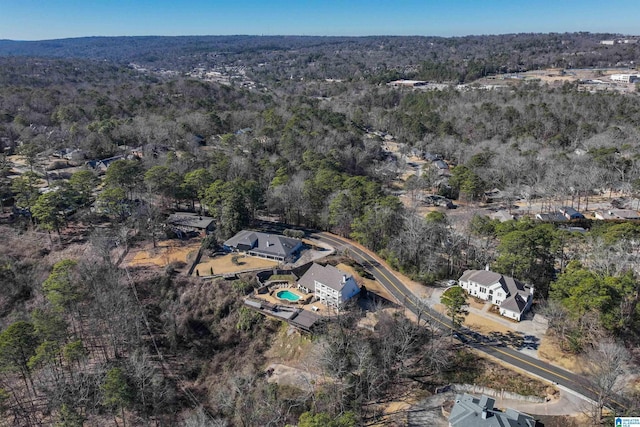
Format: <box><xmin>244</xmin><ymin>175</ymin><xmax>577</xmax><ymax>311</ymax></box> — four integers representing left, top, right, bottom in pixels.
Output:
<box><xmin>443</xmin><ymin>384</ymin><xmax>547</xmax><ymax>403</ymax></box>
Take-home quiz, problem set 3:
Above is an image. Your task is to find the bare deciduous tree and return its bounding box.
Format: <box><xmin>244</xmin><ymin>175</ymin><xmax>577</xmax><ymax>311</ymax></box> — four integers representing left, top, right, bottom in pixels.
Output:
<box><xmin>586</xmin><ymin>340</ymin><xmax>628</xmax><ymax>424</ymax></box>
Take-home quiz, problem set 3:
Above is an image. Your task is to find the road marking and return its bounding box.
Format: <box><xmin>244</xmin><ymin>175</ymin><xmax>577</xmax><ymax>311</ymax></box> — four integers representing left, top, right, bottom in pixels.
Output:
<box><xmin>316</xmin><ymin>232</ymin><xmax>629</xmax><ymax>410</ymax></box>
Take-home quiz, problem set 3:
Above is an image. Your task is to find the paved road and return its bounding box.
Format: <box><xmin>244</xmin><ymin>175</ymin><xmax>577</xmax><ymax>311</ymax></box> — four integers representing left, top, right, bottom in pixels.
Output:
<box><xmin>311</xmin><ymin>231</ymin><xmax>632</xmax><ymax>414</ymax></box>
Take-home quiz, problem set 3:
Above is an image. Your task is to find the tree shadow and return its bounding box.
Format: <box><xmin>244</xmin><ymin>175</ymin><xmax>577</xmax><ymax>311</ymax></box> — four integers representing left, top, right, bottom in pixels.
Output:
<box><xmin>486</xmin><ymin>331</ymin><xmax>540</xmax><ymax>350</ymax></box>
<box><xmin>357</xmin><ymin>287</ymin><xmax>400</xmax><ymax>312</ymax></box>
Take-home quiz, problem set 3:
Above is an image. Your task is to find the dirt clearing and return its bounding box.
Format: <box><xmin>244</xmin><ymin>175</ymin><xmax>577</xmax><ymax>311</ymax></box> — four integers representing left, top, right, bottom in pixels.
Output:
<box><xmin>127</xmin><ymin>239</ymin><xmax>200</xmax><ymax>267</ymax></box>
<box><xmin>538</xmin><ymin>337</ymin><xmax>586</xmax><ymax>374</ymax></box>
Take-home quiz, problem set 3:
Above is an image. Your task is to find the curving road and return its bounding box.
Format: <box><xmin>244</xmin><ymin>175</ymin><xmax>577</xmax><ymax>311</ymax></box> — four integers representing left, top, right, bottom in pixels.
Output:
<box><xmin>311</xmin><ymin>231</ymin><xmax>632</xmax><ymax>414</ymax></box>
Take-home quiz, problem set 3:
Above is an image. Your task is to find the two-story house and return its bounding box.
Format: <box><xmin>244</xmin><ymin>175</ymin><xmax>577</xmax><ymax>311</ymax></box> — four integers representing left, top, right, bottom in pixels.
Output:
<box><xmin>297</xmin><ymin>263</ymin><xmax>360</xmax><ymax>308</ymax></box>
<box><xmin>458</xmin><ymin>269</ymin><xmax>534</xmax><ymax>321</ymax></box>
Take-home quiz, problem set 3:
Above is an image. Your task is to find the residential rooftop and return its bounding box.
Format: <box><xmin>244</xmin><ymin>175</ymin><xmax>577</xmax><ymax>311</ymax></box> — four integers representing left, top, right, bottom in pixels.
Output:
<box><xmin>166</xmin><ymin>212</ymin><xmax>215</xmax><ymax>230</ymax></box>
<box><xmin>297</xmin><ymin>263</ymin><xmax>352</xmax><ymax>293</ymax></box>
<box><xmin>223</xmin><ymin>230</ymin><xmax>303</xmax><ymax>261</ymax></box>
<box><xmin>459</xmin><ymin>269</ymin><xmax>533</xmax><ymax>317</ymax></box>
<box><xmin>449</xmin><ymin>393</ymin><xmax>536</xmax><ymax>427</ymax></box>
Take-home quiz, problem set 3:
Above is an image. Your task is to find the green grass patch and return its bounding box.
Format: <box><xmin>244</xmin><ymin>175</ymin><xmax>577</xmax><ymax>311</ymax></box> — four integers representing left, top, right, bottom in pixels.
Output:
<box><xmin>269</xmin><ymin>274</ymin><xmax>296</xmax><ymax>282</ymax></box>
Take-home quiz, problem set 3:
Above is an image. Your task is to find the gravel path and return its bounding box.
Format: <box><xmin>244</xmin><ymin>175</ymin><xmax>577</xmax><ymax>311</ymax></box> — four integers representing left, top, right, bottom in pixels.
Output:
<box><xmin>494</xmin><ymin>385</ymin><xmax>592</xmax><ymax>416</ymax></box>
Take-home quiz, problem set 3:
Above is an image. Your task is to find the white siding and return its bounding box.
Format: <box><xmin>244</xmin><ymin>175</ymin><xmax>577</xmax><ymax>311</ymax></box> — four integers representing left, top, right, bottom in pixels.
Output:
<box><xmin>314</xmin><ymin>277</ymin><xmax>359</xmax><ymax>308</ymax></box>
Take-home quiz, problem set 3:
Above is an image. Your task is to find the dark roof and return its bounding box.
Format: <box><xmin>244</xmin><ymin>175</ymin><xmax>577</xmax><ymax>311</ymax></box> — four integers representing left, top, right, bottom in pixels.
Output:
<box><xmin>536</xmin><ymin>212</ymin><xmax>567</xmax><ymax>222</ymax></box>
<box><xmin>167</xmin><ymin>212</ymin><xmax>215</xmax><ymax>229</ymax></box>
<box><xmin>290</xmin><ymin>310</ymin><xmax>320</xmax><ymax>330</ymax></box>
<box><xmin>449</xmin><ymin>393</ymin><xmax>536</xmax><ymax>427</ymax></box>
<box><xmin>559</xmin><ymin>206</ymin><xmax>584</xmax><ymax>219</ymax></box>
<box><xmin>87</xmin><ymin>155</ymin><xmax>124</xmax><ymax>169</ymax></box>
<box><xmin>224</xmin><ymin>230</ymin><xmax>302</xmax><ymax>259</ymax></box>
<box><xmin>98</xmin><ymin>155</ymin><xmax>124</xmax><ymax>167</ymax></box>
<box><xmin>434</xmin><ymin>160</ymin><xmax>449</xmax><ymax>169</ymax></box>
<box><xmin>297</xmin><ymin>263</ymin><xmax>352</xmax><ymax>292</ymax></box>
<box><xmin>501</xmin><ymin>293</ymin><xmax>529</xmax><ymax>314</ymax></box>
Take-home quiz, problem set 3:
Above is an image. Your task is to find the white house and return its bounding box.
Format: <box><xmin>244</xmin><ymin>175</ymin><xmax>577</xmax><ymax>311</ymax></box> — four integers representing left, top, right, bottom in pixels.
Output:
<box><xmin>610</xmin><ymin>74</ymin><xmax>640</xmax><ymax>83</ymax></box>
<box><xmin>458</xmin><ymin>269</ymin><xmax>534</xmax><ymax>321</ymax></box>
<box><xmin>387</xmin><ymin>79</ymin><xmax>428</xmax><ymax>87</ymax></box>
<box><xmin>594</xmin><ymin>209</ymin><xmax>640</xmax><ymax>220</ymax></box>
<box><xmin>297</xmin><ymin>263</ymin><xmax>360</xmax><ymax>308</ymax></box>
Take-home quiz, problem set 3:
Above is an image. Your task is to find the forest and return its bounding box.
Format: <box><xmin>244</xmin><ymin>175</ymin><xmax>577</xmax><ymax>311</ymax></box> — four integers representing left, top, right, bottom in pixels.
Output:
<box><xmin>0</xmin><ymin>33</ymin><xmax>640</xmax><ymax>426</ymax></box>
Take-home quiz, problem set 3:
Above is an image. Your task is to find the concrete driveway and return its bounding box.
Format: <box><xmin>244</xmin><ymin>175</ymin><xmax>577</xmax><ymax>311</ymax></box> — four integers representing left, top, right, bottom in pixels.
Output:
<box><xmin>420</xmin><ymin>285</ymin><xmax>549</xmax><ymax>358</ymax></box>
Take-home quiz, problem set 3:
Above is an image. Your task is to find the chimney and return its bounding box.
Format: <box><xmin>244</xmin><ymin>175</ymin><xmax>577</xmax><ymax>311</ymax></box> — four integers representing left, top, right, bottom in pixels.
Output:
<box><xmin>485</xmin><ymin>264</ymin><xmax>490</xmax><ymax>271</ymax></box>
<box><xmin>479</xmin><ymin>395</ymin><xmax>491</xmax><ymax>419</ymax></box>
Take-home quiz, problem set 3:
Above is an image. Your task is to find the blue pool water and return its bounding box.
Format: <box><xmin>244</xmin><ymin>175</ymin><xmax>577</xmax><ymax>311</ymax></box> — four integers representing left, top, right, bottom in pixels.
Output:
<box><xmin>276</xmin><ymin>290</ymin><xmax>301</xmax><ymax>302</ymax></box>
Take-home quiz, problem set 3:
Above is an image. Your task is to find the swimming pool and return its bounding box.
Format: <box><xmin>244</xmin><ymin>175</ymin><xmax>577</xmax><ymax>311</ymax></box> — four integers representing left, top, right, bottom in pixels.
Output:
<box><xmin>276</xmin><ymin>290</ymin><xmax>301</xmax><ymax>302</ymax></box>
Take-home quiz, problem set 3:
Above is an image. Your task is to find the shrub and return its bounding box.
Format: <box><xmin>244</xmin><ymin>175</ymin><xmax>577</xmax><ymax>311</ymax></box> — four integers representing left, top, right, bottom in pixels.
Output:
<box><xmin>46</xmin><ymin>160</ymin><xmax>69</xmax><ymax>171</ymax></box>
<box><xmin>166</xmin><ymin>261</ymin><xmax>186</xmax><ymax>275</ymax></box>
<box><xmin>283</xmin><ymin>229</ymin><xmax>305</xmax><ymax>239</ymax></box>
<box><xmin>201</xmin><ymin>235</ymin><xmax>217</xmax><ymax>249</ymax></box>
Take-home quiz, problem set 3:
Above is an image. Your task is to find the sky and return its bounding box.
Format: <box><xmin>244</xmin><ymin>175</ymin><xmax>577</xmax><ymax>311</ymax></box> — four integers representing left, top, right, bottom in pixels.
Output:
<box><xmin>0</xmin><ymin>0</ymin><xmax>639</xmax><ymax>41</ymax></box>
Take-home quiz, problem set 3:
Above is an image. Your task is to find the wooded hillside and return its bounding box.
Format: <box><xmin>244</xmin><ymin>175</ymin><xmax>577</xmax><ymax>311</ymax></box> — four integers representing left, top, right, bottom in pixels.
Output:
<box><xmin>1</xmin><ymin>33</ymin><xmax>639</xmax><ymax>425</ymax></box>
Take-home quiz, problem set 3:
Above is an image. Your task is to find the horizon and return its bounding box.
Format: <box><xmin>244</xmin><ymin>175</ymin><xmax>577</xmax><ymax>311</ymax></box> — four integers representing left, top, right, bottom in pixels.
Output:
<box><xmin>2</xmin><ymin>31</ymin><xmax>640</xmax><ymax>44</ymax></box>
<box><xmin>1</xmin><ymin>0</ymin><xmax>640</xmax><ymax>41</ymax></box>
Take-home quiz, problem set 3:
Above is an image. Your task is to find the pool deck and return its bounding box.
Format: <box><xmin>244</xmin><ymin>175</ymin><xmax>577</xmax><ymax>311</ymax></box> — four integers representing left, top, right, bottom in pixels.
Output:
<box><xmin>243</xmin><ymin>296</ymin><xmax>324</xmax><ymax>332</ymax></box>
<box><xmin>250</xmin><ymin>281</ymin><xmax>337</xmax><ymax>318</ymax></box>
<box><xmin>267</xmin><ymin>284</ymin><xmax>314</xmax><ymax>305</ymax></box>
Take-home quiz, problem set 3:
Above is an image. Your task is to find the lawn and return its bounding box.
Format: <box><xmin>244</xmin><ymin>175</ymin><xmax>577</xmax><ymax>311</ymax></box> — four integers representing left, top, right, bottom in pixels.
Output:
<box><xmin>193</xmin><ymin>253</ymin><xmax>278</xmax><ymax>276</ymax></box>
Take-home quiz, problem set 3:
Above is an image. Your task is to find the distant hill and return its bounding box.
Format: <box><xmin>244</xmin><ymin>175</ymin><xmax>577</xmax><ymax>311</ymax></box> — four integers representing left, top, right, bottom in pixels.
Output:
<box><xmin>0</xmin><ymin>33</ymin><xmax>637</xmax><ymax>82</ymax></box>
<box><xmin>0</xmin><ymin>35</ymin><xmax>353</xmax><ymax>63</ymax></box>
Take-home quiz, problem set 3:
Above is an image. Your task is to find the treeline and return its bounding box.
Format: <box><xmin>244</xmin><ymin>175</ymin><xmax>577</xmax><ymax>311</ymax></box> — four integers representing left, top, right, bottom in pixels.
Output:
<box><xmin>350</xmin><ymin>83</ymin><xmax>640</xmax><ymax>206</ymax></box>
<box><xmin>0</xmin><ymin>224</ymin><xmax>465</xmax><ymax>426</ymax></box>
<box><xmin>0</xmin><ymin>232</ymin><xmax>178</xmax><ymax>425</ymax></box>
<box><xmin>469</xmin><ymin>216</ymin><xmax>640</xmax><ymax>344</ymax></box>
<box><xmin>4</xmin><ymin>56</ymin><xmax>640</xmax><ymax>287</ymax></box>
<box><xmin>0</xmin><ymin>224</ymin><xmax>286</xmax><ymax>425</ymax></box>
<box><xmin>0</xmin><ymin>57</ymin><xmax>272</xmax><ymax>158</ymax></box>
<box><xmin>1</xmin><ymin>33</ymin><xmax>638</xmax><ymax>82</ymax></box>
<box><xmin>2</xmin><ymin>44</ymin><xmax>640</xmax><ymax>424</ymax></box>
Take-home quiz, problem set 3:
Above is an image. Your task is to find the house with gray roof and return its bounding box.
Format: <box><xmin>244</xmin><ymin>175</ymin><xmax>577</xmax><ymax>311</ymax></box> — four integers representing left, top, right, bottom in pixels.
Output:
<box><xmin>297</xmin><ymin>263</ymin><xmax>360</xmax><ymax>308</ymax></box>
<box><xmin>223</xmin><ymin>230</ymin><xmax>303</xmax><ymax>262</ymax></box>
<box><xmin>535</xmin><ymin>212</ymin><xmax>567</xmax><ymax>222</ymax></box>
<box><xmin>448</xmin><ymin>393</ymin><xmax>536</xmax><ymax>427</ymax></box>
<box><xmin>86</xmin><ymin>155</ymin><xmax>124</xmax><ymax>172</ymax></box>
<box><xmin>167</xmin><ymin>212</ymin><xmax>215</xmax><ymax>237</ymax></box>
<box><xmin>594</xmin><ymin>209</ymin><xmax>640</xmax><ymax>220</ymax></box>
<box><xmin>458</xmin><ymin>269</ymin><xmax>534</xmax><ymax>321</ymax></box>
